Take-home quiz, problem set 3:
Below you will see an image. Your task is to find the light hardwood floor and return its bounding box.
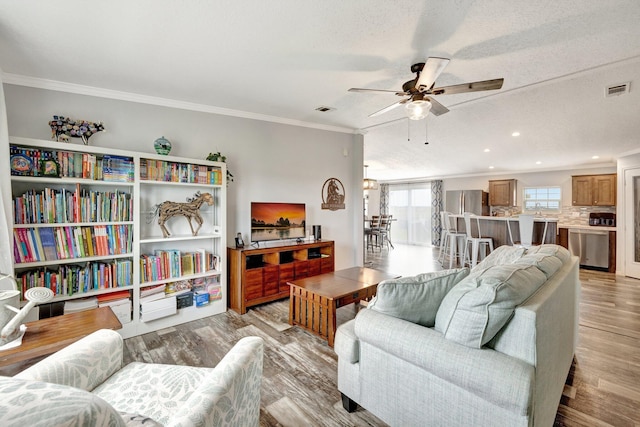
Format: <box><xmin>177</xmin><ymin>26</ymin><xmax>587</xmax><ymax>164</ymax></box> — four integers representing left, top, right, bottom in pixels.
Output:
<box><xmin>122</xmin><ymin>244</ymin><xmax>640</xmax><ymax>426</ymax></box>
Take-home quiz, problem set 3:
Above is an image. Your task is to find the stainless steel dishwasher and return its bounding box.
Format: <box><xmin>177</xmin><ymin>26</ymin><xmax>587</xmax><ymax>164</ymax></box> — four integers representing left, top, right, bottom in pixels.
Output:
<box><xmin>568</xmin><ymin>228</ymin><xmax>609</xmax><ymax>270</ymax></box>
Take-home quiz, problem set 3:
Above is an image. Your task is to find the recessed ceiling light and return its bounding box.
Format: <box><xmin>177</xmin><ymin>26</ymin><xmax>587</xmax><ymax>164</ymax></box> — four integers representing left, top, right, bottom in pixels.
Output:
<box><xmin>536</xmin><ymin>161</ymin><xmax>542</xmax><ymax>165</ymax></box>
<box><xmin>484</xmin><ymin>148</ymin><xmax>490</xmax><ymax>153</ymax></box>
<box><xmin>512</xmin><ymin>132</ymin><xmax>520</xmax><ymax>137</ymax></box>
<box><xmin>489</xmin><ymin>166</ymin><xmax>494</xmax><ymax>169</ymax></box>
<box><xmin>592</xmin><ymin>155</ymin><xmax>600</xmax><ymax>159</ymax></box>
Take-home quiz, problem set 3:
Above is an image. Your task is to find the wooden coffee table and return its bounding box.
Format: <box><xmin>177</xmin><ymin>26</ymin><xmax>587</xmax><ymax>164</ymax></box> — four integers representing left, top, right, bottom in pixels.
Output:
<box><xmin>288</xmin><ymin>267</ymin><xmax>399</xmax><ymax>347</ymax></box>
<box><xmin>0</xmin><ymin>306</ymin><xmax>122</xmax><ymax>374</ymax></box>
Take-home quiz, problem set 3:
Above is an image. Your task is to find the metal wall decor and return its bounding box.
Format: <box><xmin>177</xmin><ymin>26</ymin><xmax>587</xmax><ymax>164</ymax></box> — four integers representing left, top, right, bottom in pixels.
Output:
<box><xmin>321</xmin><ymin>178</ymin><xmax>345</xmax><ymax>211</ymax></box>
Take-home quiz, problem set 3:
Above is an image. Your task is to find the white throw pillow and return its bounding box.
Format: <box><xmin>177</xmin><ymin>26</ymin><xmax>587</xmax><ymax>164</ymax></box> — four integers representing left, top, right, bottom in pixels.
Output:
<box><xmin>368</xmin><ymin>268</ymin><xmax>469</xmax><ymax>327</ymax></box>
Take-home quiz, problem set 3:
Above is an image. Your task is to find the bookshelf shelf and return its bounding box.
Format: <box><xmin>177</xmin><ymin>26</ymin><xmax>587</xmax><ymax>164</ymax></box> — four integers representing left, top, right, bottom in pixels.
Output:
<box><xmin>10</xmin><ymin>176</ymin><xmax>135</xmax><ymax>186</ymax></box>
<box><xmin>140</xmin><ymin>233</ymin><xmax>222</xmax><ymax>244</ymax></box>
<box><xmin>9</xmin><ymin>136</ymin><xmax>227</xmax><ymax>338</ymax></box>
<box><xmin>140</xmin><ymin>270</ymin><xmax>222</xmax><ymax>287</ymax></box>
<box><xmin>14</xmin><ymin>221</ymin><xmax>135</xmax><ymax>228</ymax></box>
<box><xmin>50</xmin><ymin>285</ymin><xmax>136</xmax><ymax>303</ymax></box>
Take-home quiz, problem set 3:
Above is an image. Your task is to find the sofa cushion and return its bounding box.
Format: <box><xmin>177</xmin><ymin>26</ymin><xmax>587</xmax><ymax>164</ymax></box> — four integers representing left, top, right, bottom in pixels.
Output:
<box><xmin>434</xmin><ymin>263</ymin><xmax>548</xmax><ymax>348</ymax></box>
<box><xmin>368</xmin><ymin>268</ymin><xmax>469</xmax><ymax>327</ymax></box>
<box><xmin>0</xmin><ymin>376</ymin><xmax>126</xmax><ymax>427</ymax></box>
<box><xmin>473</xmin><ymin>244</ymin><xmax>526</xmax><ymax>270</ymax></box>
<box><xmin>525</xmin><ymin>244</ymin><xmax>571</xmax><ymax>263</ymax></box>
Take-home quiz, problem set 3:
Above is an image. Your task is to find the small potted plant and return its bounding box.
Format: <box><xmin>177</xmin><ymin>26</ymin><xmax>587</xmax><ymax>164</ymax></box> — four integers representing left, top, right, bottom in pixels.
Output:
<box><xmin>206</xmin><ymin>152</ymin><xmax>234</xmax><ymax>183</ymax></box>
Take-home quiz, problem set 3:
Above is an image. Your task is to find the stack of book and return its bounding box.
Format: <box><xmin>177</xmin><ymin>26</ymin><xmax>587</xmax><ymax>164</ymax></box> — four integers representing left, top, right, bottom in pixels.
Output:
<box><xmin>64</xmin><ymin>296</ymin><xmax>98</xmax><ymax>314</ymax></box>
<box><xmin>97</xmin><ymin>290</ymin><xmax>132</xmax><ymax>324</ymax></box>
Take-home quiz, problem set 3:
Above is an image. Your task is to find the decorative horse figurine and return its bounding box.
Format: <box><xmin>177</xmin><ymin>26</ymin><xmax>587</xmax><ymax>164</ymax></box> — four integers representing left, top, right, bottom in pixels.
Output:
<box><xmin>152</xmin><ymin>192</ymin><xmax>214</xmax><ymax>238</ymax></box>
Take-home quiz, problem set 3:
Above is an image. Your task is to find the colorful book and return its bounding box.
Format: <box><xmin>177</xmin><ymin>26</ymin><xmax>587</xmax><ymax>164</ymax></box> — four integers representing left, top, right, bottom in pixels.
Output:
<box><xmin>39</xmin><ymin>227</ymin><xmax>58</xmax><ymax>261</ymax></box>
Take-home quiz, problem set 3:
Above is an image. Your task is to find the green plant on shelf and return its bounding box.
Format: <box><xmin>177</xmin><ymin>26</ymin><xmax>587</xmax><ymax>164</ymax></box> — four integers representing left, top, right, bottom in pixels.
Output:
<box><xmin>206</xmin><ymin>152</ymin><xmax>234</xmax><ymax>183</ymax></box>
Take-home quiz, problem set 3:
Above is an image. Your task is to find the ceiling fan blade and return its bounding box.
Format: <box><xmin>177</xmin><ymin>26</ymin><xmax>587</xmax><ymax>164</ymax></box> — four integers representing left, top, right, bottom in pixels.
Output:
<box><xmin>424</xmin><ymin>96</ymin><xmax>449</xmax><ymax>116</ymax></box>
<box><xmin>349</xmin><ymin>88</ymin><xmax>407</xmax><ymax>96</ymax></box>
<box><xmin>430</xmin><ymin>78</ymin><xmax>504</xmax><ymax>95</ymax></box>
<box><xmin>415</xmin><ymin>57</ymin><xmax>450</xmax><ymax>92</ymax></box>
<box><xmin>368</xmin><ymin>98</ymin><xmax>410</xmax><ymax>117</ymax></box>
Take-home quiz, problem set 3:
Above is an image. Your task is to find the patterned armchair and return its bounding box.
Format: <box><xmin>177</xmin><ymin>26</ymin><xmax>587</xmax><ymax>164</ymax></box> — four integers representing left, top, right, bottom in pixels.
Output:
<box><xmin>0</xmin><ymin>329</ymin><xmax>263</xmax><ymax>427</ymax></box>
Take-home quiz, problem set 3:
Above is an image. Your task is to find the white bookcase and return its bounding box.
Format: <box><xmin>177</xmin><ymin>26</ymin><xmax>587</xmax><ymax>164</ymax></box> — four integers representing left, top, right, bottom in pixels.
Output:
<box><xmin>8</xmin><ymin>136</ymin><xmax>227</xmax><ymax>338</ymax></box>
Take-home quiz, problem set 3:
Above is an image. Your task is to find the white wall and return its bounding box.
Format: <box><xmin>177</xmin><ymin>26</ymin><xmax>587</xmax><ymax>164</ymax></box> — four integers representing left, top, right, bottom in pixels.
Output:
<box><xmin>2</xmin><ymin>84</ymin><xmax>364</xmax><ymax>269</ymax></box>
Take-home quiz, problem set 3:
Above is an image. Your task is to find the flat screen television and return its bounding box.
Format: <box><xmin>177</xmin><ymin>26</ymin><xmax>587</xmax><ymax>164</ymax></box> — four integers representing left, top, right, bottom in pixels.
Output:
<box><xmin>251</xmin><ymin>202</ymin><xmax>306</xmax><ymax>243</ymax></box>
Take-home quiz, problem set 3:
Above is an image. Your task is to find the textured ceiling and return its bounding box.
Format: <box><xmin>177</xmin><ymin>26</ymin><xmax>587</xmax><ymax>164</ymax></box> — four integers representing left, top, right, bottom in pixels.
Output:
<box><xmin>1</xmin><ymin>0</ymin><xmax>640</xmax><ymax>181</ymax></box>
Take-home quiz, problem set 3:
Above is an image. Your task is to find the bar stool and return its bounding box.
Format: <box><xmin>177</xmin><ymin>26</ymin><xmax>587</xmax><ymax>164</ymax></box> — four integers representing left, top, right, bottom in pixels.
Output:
<box><xmin>440</xmin><ymin>212</ymin><xmax>467</xmax><ymax>269</ymax></box>
<box><xmin>438</xmin><ymin>211</ymin><xmax>449</xmax><ymax>262</ymax></box>
<box><xmin>508</xmin><ymin>215</ymin><xmax>549</xmax><ymax>248</ymax></box>
<box><xmin>463</xmin><ymin>212</ymin><xmax>494</xmax><ymax>268</ymax></box>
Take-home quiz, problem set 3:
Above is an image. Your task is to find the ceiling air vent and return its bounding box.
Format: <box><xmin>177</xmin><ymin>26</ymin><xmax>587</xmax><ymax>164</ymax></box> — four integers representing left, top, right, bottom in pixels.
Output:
<box><xmin>605</xmin><ymin>82</ymin><xmax>630</xmax><ymax>97</ymax></box>
<box><xmin>315</xmin><ymin>106</ymin><xmax>335</xmax><ymax>112</ymax></box>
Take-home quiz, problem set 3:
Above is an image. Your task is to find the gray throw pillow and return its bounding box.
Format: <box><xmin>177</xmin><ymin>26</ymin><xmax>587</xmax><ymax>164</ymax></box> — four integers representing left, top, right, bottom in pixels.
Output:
<box><xmin>434</xmin><ymin>263</ymin><xmax>547</xmax><ymax>348</ymax></box>
<box><xmin>368</xmin><ymin>268</ymin><xmax>469</xmax><ymax>327</ymax></box>
<box><xmin>473</xmin><ymin>245</ymin><xmax>526</xmax><ymax>271</ymax></box>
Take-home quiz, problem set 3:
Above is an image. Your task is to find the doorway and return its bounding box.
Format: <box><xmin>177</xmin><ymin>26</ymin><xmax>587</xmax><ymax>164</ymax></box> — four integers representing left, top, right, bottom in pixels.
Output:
<box><xmin>624</xmin><ymin>167</ymin><xmax>640</xmax><ymax>278</ymax></box>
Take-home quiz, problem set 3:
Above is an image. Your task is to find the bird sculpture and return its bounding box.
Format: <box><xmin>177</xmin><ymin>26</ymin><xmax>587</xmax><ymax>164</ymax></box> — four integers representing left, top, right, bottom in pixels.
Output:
<box><xmin>49</xmin><ymin>115</ymin><xmax>105</xmax><ymax>145</ymax></box>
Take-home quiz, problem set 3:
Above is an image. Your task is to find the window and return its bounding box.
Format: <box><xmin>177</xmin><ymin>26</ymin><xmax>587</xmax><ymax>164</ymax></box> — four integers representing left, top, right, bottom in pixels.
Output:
<box><xmin>388</xmin><ymin>182</ymin><xmax>431</xmax><ymax>245</ymax></box>
<box><xmin>523</xmin><ymin>186</ymin><xmax>561</xmax><ymax>212</ymax></box>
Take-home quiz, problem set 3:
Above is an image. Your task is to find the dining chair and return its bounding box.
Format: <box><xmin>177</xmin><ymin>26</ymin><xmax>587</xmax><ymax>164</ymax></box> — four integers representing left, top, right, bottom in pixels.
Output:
<box><xmin>374</xmin><ymin>215</ymin><xmax>393</xmax><ymax>250</ymax></box>
<box><xmin>365</xmin><ymin>215</ymin><xmax>381</xmax><ymax>251</ymax></box>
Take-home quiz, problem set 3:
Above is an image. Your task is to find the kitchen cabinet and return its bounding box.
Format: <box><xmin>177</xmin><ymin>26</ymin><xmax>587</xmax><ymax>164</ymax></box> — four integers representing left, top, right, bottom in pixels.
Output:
<box><xmin>571</xmin><ymin>174</ymin><xmax>616</xmax><ymax>206</ymax></box>
<box><xmin>489</xmin><ymin>179</ymin><xmax>517</xmax><ymax>206</ymax></box>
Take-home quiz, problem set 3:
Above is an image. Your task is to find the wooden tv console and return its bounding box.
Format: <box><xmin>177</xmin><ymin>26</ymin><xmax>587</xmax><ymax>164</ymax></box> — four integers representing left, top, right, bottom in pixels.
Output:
<box><xmin>228</xmin><ymin>240</ymin><xmax>334</xmax><ymax>314</ymax></box>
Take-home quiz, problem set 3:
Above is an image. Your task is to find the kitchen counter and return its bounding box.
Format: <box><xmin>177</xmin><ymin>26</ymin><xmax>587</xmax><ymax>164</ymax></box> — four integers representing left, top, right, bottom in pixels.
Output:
<box><xmin>450</xmin><ymin>214</ymin><xmax>557</xmax><ymax>247</ymax></box>
<box><xmin>556</xmin><ymin>225</ymin><xmax>616</xmax><ymax>272</ymax></box>
<box><xmin>558</xmin><ymin>224</ymin><xmax>617</xmax><ymax>231</ymax></box>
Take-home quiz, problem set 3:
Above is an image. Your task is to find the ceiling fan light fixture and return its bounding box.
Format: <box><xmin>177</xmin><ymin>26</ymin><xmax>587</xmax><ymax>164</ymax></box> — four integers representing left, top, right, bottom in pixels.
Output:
<box><xmin>405</xmin><ymin>100</ymin><xmax>432</xmax><ymax>120</ymax></box>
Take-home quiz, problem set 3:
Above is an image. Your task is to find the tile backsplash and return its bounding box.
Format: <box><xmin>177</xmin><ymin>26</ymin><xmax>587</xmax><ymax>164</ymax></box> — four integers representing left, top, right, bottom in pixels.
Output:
<box><xmin>490</xmin><ymin>206</ymin><xmax>616</xmax><ymax>226</ymax></box>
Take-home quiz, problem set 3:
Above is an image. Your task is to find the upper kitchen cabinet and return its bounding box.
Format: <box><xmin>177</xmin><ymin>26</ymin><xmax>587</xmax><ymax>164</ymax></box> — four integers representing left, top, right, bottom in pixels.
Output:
<box><xmin>572</xmin><ymin>174</ymin><xmax>617</xmax><ymax>206</ymax></box>
<box><xmin>489</xmin><ymin>179</ymin><xmax>517</xmax><ymax>206</ymax></box>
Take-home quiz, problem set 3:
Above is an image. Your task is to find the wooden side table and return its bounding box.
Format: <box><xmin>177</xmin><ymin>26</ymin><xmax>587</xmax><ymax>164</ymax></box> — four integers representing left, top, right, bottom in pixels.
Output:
<box><xmin>0</xmin><ymin>306</ymin><xmax>122</xmax><ymax>374</ymax></box>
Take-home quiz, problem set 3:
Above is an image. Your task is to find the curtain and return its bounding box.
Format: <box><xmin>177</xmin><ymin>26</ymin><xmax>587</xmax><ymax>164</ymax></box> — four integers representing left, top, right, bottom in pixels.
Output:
<box><xmin>431</xmin><ymin>180</ymin><xmax>443</xmax><ymax>246</ymax></box>
<box><xmin>0</xmin><ymin>71</ymin><xmax>14</xmax><ymax>277</ymax></box>
<box><xmin>379</xmin><ymin>183</ymin><xmax>389</xmax><ymax>216</ymax></box>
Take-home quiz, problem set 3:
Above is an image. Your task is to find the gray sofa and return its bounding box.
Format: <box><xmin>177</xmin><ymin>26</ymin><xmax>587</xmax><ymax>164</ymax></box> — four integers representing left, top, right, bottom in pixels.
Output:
<box><xmin>335</xmin><ymin>244</ymin><xmax>579</xmax><ymax>427</ymax></box>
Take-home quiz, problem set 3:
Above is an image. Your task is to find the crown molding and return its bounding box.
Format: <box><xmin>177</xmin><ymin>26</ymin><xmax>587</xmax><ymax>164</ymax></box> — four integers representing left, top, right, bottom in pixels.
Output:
<box><xmin>2</xmin><ymin>73</ymin><xmax>356</xmax><ymax>134</ymax></box>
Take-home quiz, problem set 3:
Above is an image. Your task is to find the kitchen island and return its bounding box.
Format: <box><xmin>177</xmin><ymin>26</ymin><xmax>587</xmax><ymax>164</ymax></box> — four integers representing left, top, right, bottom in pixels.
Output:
<box><xmin>450</xmin><ymin>215</ymin><xmax>558</xmax><ymax>248</ymax></box>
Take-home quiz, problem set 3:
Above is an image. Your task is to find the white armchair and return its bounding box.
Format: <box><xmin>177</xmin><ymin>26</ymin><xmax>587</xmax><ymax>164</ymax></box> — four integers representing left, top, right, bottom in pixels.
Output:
<box><xmin>0</xmin><ymin>329</ymin><xmax>264</xmax><ymax>427</ymax></box>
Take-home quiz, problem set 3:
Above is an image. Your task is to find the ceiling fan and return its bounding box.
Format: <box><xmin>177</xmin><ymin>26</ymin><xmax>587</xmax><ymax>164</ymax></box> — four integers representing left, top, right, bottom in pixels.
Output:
<box><xmin>349</xmin><ymin>57</ymin><xmax>504</xmax><ymax>119</ymax></box>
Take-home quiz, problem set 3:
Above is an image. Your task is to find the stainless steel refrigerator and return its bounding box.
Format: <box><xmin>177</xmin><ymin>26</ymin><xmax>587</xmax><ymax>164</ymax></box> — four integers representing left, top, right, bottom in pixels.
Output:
<box><xmin>445</xmin><ymin>190</ymin><xmax>489</xmax><ymax>216</ymax></box>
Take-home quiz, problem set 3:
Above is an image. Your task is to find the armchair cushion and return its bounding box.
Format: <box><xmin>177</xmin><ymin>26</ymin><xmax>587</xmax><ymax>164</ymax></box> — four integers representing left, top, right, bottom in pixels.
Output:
<box><xmin>368</xmin><ymin>268</ymin><xmax>469</xmax><ymax>327</ymax></box>
<box><xmin>0</xmin><ymin>376</ymin><xmax>126</xmax><ymax>427</ymax></box>
<box><xmin>15</xmin><ymin>328</ymin><xmax>123</xmax><ymax>391</ymax></box>
<box><xmin>93</xmin><ymin>336</ymin><xmax>264</xmax><ymax>427</ymax></box>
